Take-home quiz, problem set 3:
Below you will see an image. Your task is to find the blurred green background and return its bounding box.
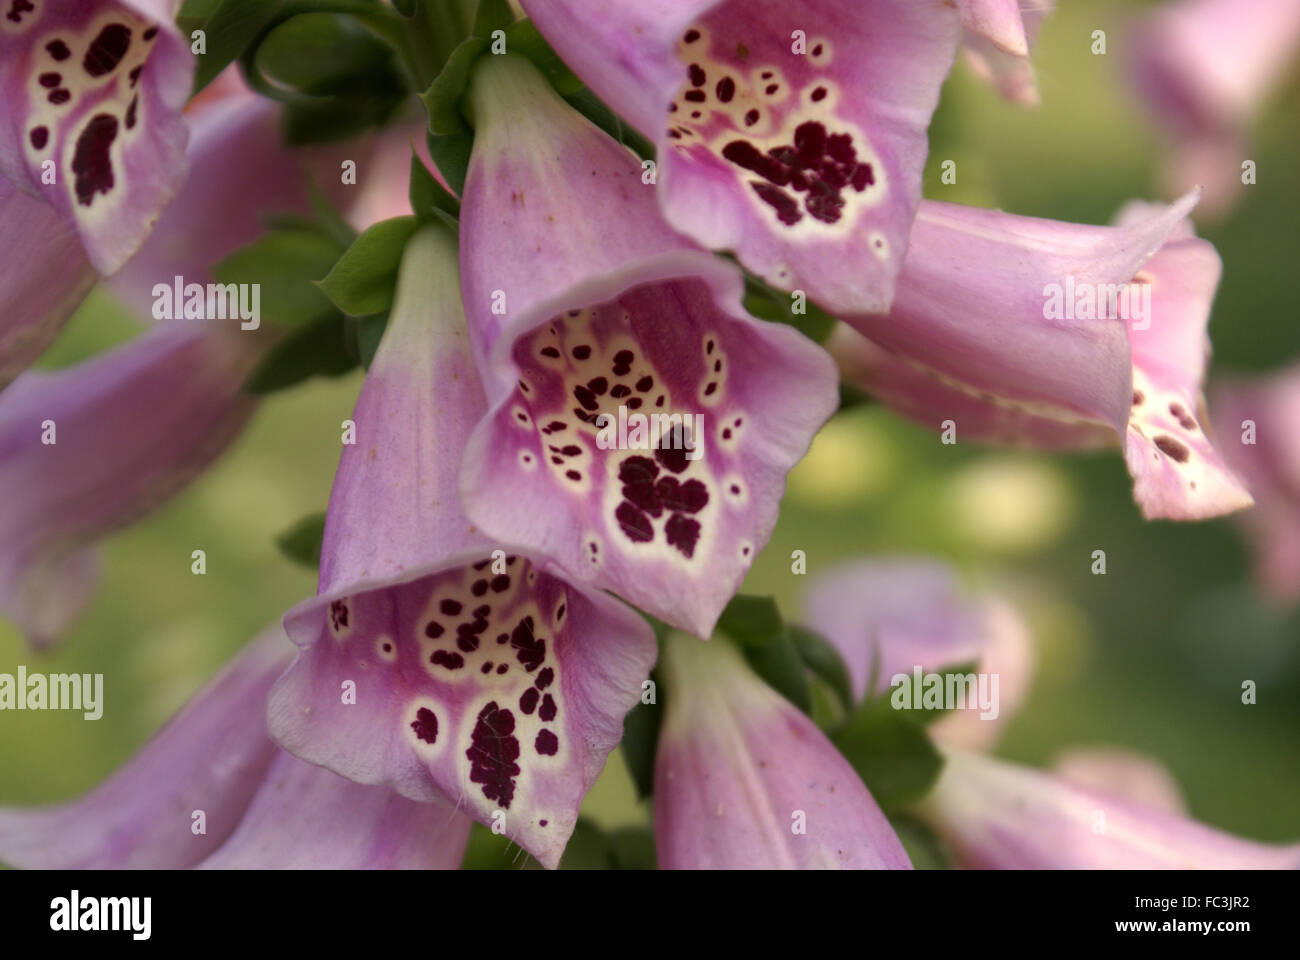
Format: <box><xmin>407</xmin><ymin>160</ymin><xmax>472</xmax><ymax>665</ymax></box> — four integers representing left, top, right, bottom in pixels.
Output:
<box><xmin>2</xmin><ymin>1</ymin><xmax>1298</xmax><ymax>866</ymax></box>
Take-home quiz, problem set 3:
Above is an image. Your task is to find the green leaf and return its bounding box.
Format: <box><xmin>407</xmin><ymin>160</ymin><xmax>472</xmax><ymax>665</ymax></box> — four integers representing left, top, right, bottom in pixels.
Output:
<box><xmin>427</xmin><ymin>131</ymin><xmax>474</xmax><ymax>196</ymax></box>
<box><xmin>507</xmin><ymin>19</ymin><xmax>582</xmax><ymax>95</ymax></box>
<box><xmin>619</xmin><ymin>692</ymin><xmax>661</xmax><ymax>801</ymax></box>
<box><xmin>563</xmin><ymin>87</ymin><xmax>624</xmax><ymax>146</ymax></box>
<box><xmin>473</xmin><ymin>0</ymin><xmax>514</xmax><ymax>36</ymax></box>
<box><xmin>254</xmin><ymin>13</ymin><xmax>407</xmax><ymax>98</ymax></box>
<box><xmin>831</xmin><ymin>698</ymin><xmax>944</xmax><ymax>811</ymax></box>
<box><xmin>606</xmin><ymin>827</ymin><xmax>657</xmax><ymax>870</ymax></box>
<box><xmin>741</xmin><ymin>627</ymin><xmax>812</xmax><ymax>715</ymax></box>
<box><xmin>557</xmin><ymin>819</ymin><xmax>616</xmax><ymax>869</ymax></box>
<box><xmin>244</xmin><ymin>314</ymin><xmax>357</xmax><ymax>394</ymax></box>
<box><xmin>191</xmin><ymin>0</ymin><xmax>285</xmax><ymax>93</ymax></box>
<box><xmin>281</xmin><ymin>95</ymin><xmax>406</xmax><ymax>146</ymax></box>
<box><xmin>786</xmin><ymin>624</ymin><xmax>854</xmax><ymax>717</ymax></box>
<box><xmin>214</xmin><ymin>228</ymin><xmax>343</xmax><ymax>331</ymax></box>
<box><xmin>715</xmin><ymin>594</ymin><xmax>782</xmax><ymax>646</ymax></box>
<box><xmin>409</xmin><ymin>151</ymin><xmax>461</xmax><ymax>219</ymax></box>
<box><xmin>317</xmin><ymin>216</ymin><xmax>419</xmax><ymax>317</ymax></box>
<box><xmin>275</xmin><ymin>512</ymin><xmax>326</xmax><ymax>569</ymax></box>
<box><xmin>742</xmin><ymin>276</ymin><xmax>838</xmax><ymax>343</ymax></box>
<box><xmin>889</xmin><ymin>813</ymin><xmax>953</xmax><ymax>870</ymax></box>
<box><xmin>882</xmin><ymin>659</ymin><xmax>980</xmax><ymax>725</ymax></box>
<box><xmin>420</xmin><ymin>35</ymin><xmax>487</xmax><ymax>135</ymax></box>
<box><xmin>308</xmin><ymin>185</ymin><xmax>359</xmax><ymax>250</ymax></box>
<box><xmin>356</xmin><ymin>313</ymin><xmax>390</xmax><ymax>369</ymax></box>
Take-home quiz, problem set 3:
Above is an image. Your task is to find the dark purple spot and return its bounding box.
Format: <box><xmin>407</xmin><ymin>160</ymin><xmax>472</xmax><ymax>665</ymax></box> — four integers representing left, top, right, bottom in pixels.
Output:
<box><xmin>539</xmin><ymin>694</ymin><xmax>557</xmax><ymax>722</ymax></box>
<box><xmin>535</xmin><ymin>729</ymin><xmax>559</xmax><ymax>756</ymax></box>
<box><xmin>329</xmin><ymin>599</ymin><xmax>349</xmax><ymax>631</ymax></box>
<box><xmin>811</xmin><ymin>86</ymin><xmax>827</xmax><ymax>102</ymax></box>
<box><xmin>471</xmin><ymin>579</ymin><xmax>489</xmax><ymax>596</ymax></box>
<box><xmin>752</xmin><ymin>182</ymin><xmax>802</xmax><ymax>224</ymax></box>
<box><xmin>1132</xmin><ymin>390</ymin><xmax>1144</xmax><ymax>406</ymax></box>
<box><xmin>125</xmin><ymin>95</ymin><xmax>138</xmax><ymax>130</ymax></box>
<box><xmin>535</xmin><ymin>667</ymin><xmax>555</xmax><ymax>691</ymax></box>
<box><xmin>467</xmin><ymin>702</ymin><xmax>520</xmax><ymax>808</ymax></box>
<box><xmin>716</xmin><ymin>77</ymin><xmax>735</xmax><ymax>102</ymax></box>
<box><xmin>72</xmin><ymin>113</ymin><xmax>118</xmax><ymax>206</ymax></box>
<box><xmin>431</xmin><ymin>649</ymin><xmax>464</xmax><ymax>670</ymax></box>
<box><xmin>619</xmin><ymin>455</ymin><xmax>659</xmax><ymax>485</ymax></box>
<box><xmin>655</xmin><ymin>445</ymin><xmax>689</xmax><ymax>474</ymax></box>
<box><xmin>665</xmin><ymin>514</ymin><xmax>702</xmax><ymax>557</ymax></box>
<box><xmin>616</xmin><ymin>502</ymin><xmax>655</xmax><ymax>543</ymax></box>
<box><xmin>440</xmin><ymin>598</ymin><xmax>462</xmax><ymax>616</ymax></box>
<box><xmin>573</xmin><ymin>384</ymin><xmax>600</xmax><ymax>411</ymax></box>
<box><xmin>48</xmin><ymin>88</ymin><xmax>71</xmax><ymax>105</ymax></box>
<box><xmin>83</xmin><ymin>23</ymin><xmax>132</xmax><ymax>78</ymax></box>
<box><xmin>28</xmin><ymin>126</ymin><xmax>47</xmax><ymax>150</ymax></box>
<box><xmin>519</xmin><ymin>687</ymin><xmax>540</xmax><ymax>714</ymax></box>
<box><xmin>657</xmin><ymin>477</ymin><xmax>709</xmax><ymax>514</ymax></box>
<box><xmin>38</xmin><ymin>72</ymin><xmax>61</xmax><ymax>88</ymax></box>
<box><xmin>572</xmin><ymin>345</ymin><xmax>591</xmax><ymax>360</ymax></box>
<box><xmin>143</xmin><ymin>26</ymin><xmax>158</xmax><ymax>41</ymax></box>
<box><xmin>481</xmin><ymin>662</ymin><xmax>493</xmax><ymax>674</ymax></box>
<box><xmin>744</xmin><ymin>109</ymin><xmax>760</xmax><ymax>126</ymax></box>
<box><xmin>510</xmin><ymin>615</ymin><xmax>546</xmax><ymax>672</ymax></box>
<box><xmin>425</xmin><ymin>621</ymin><xmax>444</xmax><ymax>639</ymax></box>
<box><xmin>684</xmin><ymin>90</ymin><xmax>705</xmax><ymax>103</ymax></box>
<box><xmin>410</xmin><ymin>707</ymin><xmax>438</xmax><ymax>744</ymax></box>
<box><xmin>1154</xmin><ymin>436</ymin><xmax>1190</xmax><ymax>463</ymax></box>
<box><xmin>688</xmin><ymin>63</ymin><xmax>706</xmax><ymax>86</ymax></box>
<box><xmin>46</xmin><ymin>40</ymin><xmax>71</xmax><ymax>61</ymax></box>
<box><xmin>541</xmin><ymin>346</ymin><xmax>560</xmax><ymax>358</ymax></box>
<box><xmin>565</xmin><ymin>469</ymin><xmax>582</xmax><ymax>481</ymax></box>
<box><xmin>765</xmin><ymin>83</ymin><xmax>779</xmax><ymax>95</ymax></box>
<box><xmin>683</xmin><ymin>29</ymin><xmax>700</xmax><ymax>43</ymax></box>
<box><xmin>586</xmin><ymin>376</ymin><xmax>608</xmax><ymax>395</ymax></box>
<box><xmin>497</xmin><ymin>664</ymin><xmax>508</xmax><ymax>675</ymax></box>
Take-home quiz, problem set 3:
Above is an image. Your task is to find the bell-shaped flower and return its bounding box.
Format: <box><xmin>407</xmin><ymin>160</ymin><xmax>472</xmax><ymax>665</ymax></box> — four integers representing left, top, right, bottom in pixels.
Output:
<box><xmin>915</xmin><ymin>747</ymin><xmax>1300</xmax><ymax>869</ymax></box>
<box><xmin>0</xmin><ymin>0</ymin><xmax>194</xmax><ymax>274</ymax></box>
<box><xmin>959</xmin><ymin>0</ymin><xmax>1053</xmax><ymax>106</ymax></box>
<box><xmin>0</xmin><ymin>321</ymin><xmax>259</xmax><ymax>647</ymax></box>
<box><xmin>802</xmin><ymin>557</ymin><xmax>1032</xmax><ymax>750</ymax></box>
<box><xmin>517</xmin><ymin>0</ymin><xmax>961</xmax><ymax>314</ymax></box>
<box><xmin>831</xmin><ymin>192</ymin><xmax>1254</xmax><ymax>521</ymax></box>
<box><xmin>0</xmin><ymin>627</ymin><xmax>472</xmax><ymax>869</ymax></box>
<box><xmin>652</xmin><ymin>630</ymin><xmax>911</xmax><ymax>869</ymax></box>
<box><xmin>267</xmin><ymin>224</ymin><xmax>657</xmax><ymax>870</ymax></box>
<box><xmin>0</xmin><ymin>176</ymin><xmax>96</xmax><ymax>388</ymax></box>
<box><xmin>1126</xmin><ymin>0</ymin><xmax>1300</xmax><ymax>216</ymax></box>
<box><xmin>457</xmin><ymin>54</ymin><xmax>837</xmax><ymax>638</ymax></box>
<box><xmin>1213</xmin><ymin>363</ymin><xmax>1300</xmax><ymax>605</ymax></box>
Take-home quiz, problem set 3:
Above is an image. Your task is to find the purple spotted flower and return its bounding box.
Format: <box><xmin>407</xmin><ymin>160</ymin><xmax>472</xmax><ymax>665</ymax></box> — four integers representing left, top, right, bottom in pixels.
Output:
<box><xmin>959</xmin><ymin>0</ymin><xmax>1053</xmax><ymax>106</ymax></box>
<box><xmin>267</xmin><ymin>225</ymin><xmax>657</xmax><ymax>870</ymax></box>
<box><xmin>0</xmin><ymin>627</ymin><xmax>472</xmax><ymax>869</ymax></box>
<box><xmin>830</xmin><ymin>192</ymin><xmax>1254</xmax><ymax>521</ymax></box>
<box><xmin>518</xmin><ymin>0</ymin><xmax>961</xmax><ymax>314</ymax></box>
<box><xmin>0</xmin><ymin>0</ymin><xmax>193</xmax><ymax>274</ymax></box>
<box><xmin>0</xmin><ymin>322</ymin><xmax>258</xmax><ymax>647</ymax></box>
<box><xmin>802</xmin><ymin>557</ymin><xmax>1033</xmax><ymax>751</ymax></box>
<box><xmin>457</xmin><ymin>54</ymin><xmax>837</xmax><ymax>638</ymax></box>
<box><xmin>653</xmin><ymin>630</ymin><xmax>911</xmax><ymax>869</ymax></box>
<box><xmin>915</xmin><ymin>747</ymin><xmax>1300</xmax><ymax>869</ymax></box>
<box><xmin>1213</xmin><ymin>363</ymin><xmax>1300</xmax><ymax>606</ymax></box>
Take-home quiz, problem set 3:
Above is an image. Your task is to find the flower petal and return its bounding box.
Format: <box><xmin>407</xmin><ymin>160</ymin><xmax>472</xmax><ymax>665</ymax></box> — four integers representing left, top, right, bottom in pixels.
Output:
<box><xmin>960</xmin><ymin>0</ymin><xmax>1053</xmax><ymax>106</ymax></box>
<box><xmin>0</xmin><ymin>322</ymin><xmax>259</xmax><ymax>646</ymax></box>
<box><xmin>1125</xmin><ymin>0</ymin><xmax>1300</xmax><ymax>215</ymax></box>
<box><xmin>916</xmin><ymin>748</ymin><xmax>1300</xmax><ymax>869</ymax></box>
<box><xmin>801</xmin><ymin>557</ymin><xmax>1033</xmax><ymax>749</ymax></box>
<box><xmin>459</xmin><ymin>54</ymin><xmax>837</xmax><ymax>637</ymax></box>
<box><xmin>0</xmin><ymin>175</ymin><xmax>96</xmax><ymax>388</ymax></box>
<box><xmin>653</xmin><ymin>631</ymin><xmax>911</xmax><ymax>869</ymax></box>
<box><xmin>520</xmin><ymin>0</ymin><xmax>961</xmax><ymax>313</ymax></box>
<box><xmin>1213</xmin><ymin>364</ymin><xmax>1300</xmax><ymax>605</ymax></box>
<box><xmin>1116</xmin><ymin>201</ymin><xmax>1253</xmax><ymax>520</ymax></box>
<box><xmin>0</xmin><ymin>0</ymin><xmax>194</xmax><ymax>273</ymax></box>
<box><xmin>198</xmin><ymin>753</ymin><xmax>472</xmax><ymax>870</ymax></box>
<box><xmin>0</xmin><ymin>627</ymin><xmax>286</xmax><ymax>869</ymax></box>
<box><xmin>269</xmin><ymin>226</ymin><xmax>656</xmax><ymax>869</ymax></box>
<box><xmin>1053</xmin><ymin>747</ymin><xmax>1188</xmax><ymax>817</ymax></box>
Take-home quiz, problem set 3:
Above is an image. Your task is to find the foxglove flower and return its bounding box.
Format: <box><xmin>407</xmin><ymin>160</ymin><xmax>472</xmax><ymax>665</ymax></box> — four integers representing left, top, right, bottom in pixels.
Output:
<box><xmin>915</xmin><ymin>747</ymin><xmax>1300</xmax><ymax>869</ymax></box>
<box><xmin>457</xmin><ymin>54</ymin><xmax>837</xmax><ymax>637</ymax></box>
<box><xmin>0</xmin><ymin>176</ymin><xmax>95</xmax><ymax>388</ymax></box>
<box><xmin>518</xmin><ymin>0</ymin><xmax>961</xmax><ymax>313</ymax></box>
<box><xmin>0</xmin><ymin>322</ymin><xmax>258</xmax><ymax>647</ymax></box>
<box><xmin>0</xmin><ymin>0</ymin><xmax>194</xmax><ymax>274</ymax></box>
<box><xmin>831</xmin><ymin>192</ymin><xmax>1254</xmax><ymax>521</ymax></box>
<box><xmin>653</xmin><ymin>631</ymin><xmax>911</xmax><ymax>869</ymax></box>
<box><xmin>802</xmin><ymin>557</ymin><xmax>1032</xmax><ymax>750</ymax></box>
<box><xmin>267</xmin><ymin>225</ymin><xmax>657</xmax><ymax>870</ymax></box>
<box><xmin>1213</xmin><ymin>363</ymin><xmax>1300</xmax><ymax>605</ymax></box>
<box><xmin>959</xmin><ymin>0</ymin><xmax>1053</xmax><ymax>106</ymax></box>
<box><xmin>1126</xmin><ymin>0</ymin><xmax>1300</xmax><ymax>217</ymax></box>
<box><xmin>0</xmin><ymin>627</ymin><xmax>472</xmax><ymax>869</ymax></box>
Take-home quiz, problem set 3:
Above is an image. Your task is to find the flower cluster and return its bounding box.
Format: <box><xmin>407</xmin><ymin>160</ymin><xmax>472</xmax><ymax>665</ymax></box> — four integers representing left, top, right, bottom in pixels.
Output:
<box><xmin>0</xmin><ymin>0</ymin><xmax>1296</xmax><ymax>871</ymax></box>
